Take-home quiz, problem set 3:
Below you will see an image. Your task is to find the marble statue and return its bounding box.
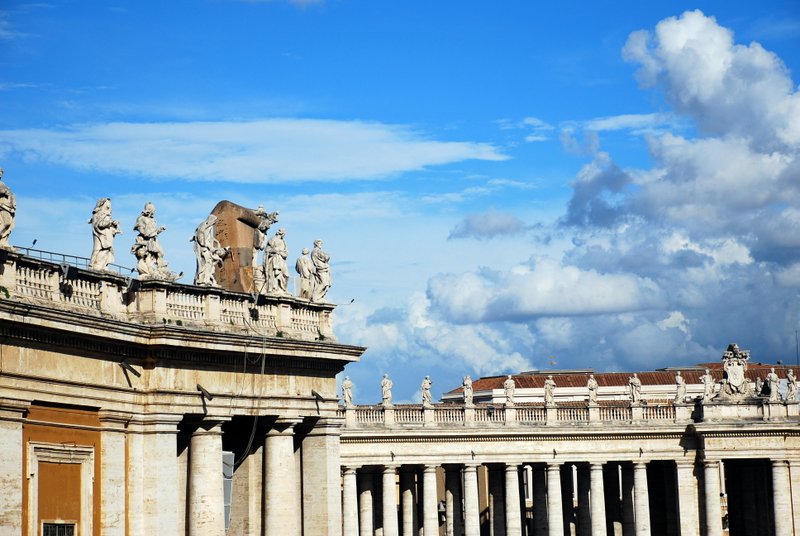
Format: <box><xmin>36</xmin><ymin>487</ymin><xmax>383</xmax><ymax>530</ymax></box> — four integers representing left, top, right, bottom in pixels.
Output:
<box><xmin>192</xmin><ymin>214</ymin><xmax>230</xmax><ymax>287</ymax></box>
<box><xmin>674</xmin><ymin>371</ymin><xmax>687</xmax><ymax>403</ymax></box>
<box><xmin>0</xmin><ymin>168</ymin><xmax>16</xmax><ymax>249</ymax></box>
<box><xmin>544</xmin><ymin>375</ymin><xmax>556</xmax><ymax>406</ymax></box>
<box><xmin>295</xmin><ymin>248</ymin><xmax>314</xmax><ymax>299</ymax></box>
<box><xmin>701</xmin><ymin>369</ymin><xmax>716</xmax><ymax>401</ymax></box>
<box><xmin>719</xmin><ymin>343</ymin><xmax>751</xmax><ymax>399</ymax></box>
<box><xmin>131</xmin><ymin>202</ymin><xmax>178</xmax><ymax>280</ymax></box>
<box><xmin>381</xmin><ymin>374</ymin><xmax>393</xmax><ymax>407</ymax></box>
<box><xmin>755</xmin><ymin>376</ymin><xmax>763</xmax><ymax>396</ymax></box>
<box><xmin>342</xmin><ymin>376</ymin><xmax>354</xmax><ymax>407</ymax></box>
<box><xmin>265</xmin><ymin>229</ymin><xmax>289</xmax><ymax>294</ymax></box>
<box><xmin>462</xmin><ymin>375</ymin><xmax>473</xmax><ymax>405</ymax></box>
<box><xmin>766</xmin><ymin>368</ymin><xmax>780</xmax><ymax>402</ymax></box>
<box><xmin>503</xmin><ymin>375</ymin><xmax>516</xmax><ymax>406</ymax></box>
<box><xmin>253</xmin><ymin>205</ymin><xmax>278</xmax><ymax>265</ymax></box>
<box><xmin>628</xmin><ymin>373</ymin><xmax>642</xmax><ymax>403</ymax></box>
<box><xmin>311</xmin><ymin>239</ymin><xmax>331</xmax><ymax>302</ymax></box>
<box><xmin>421</xmin><ymin>376</ymin><xmax>433</xmax><ymax>407</ymax></box>
<box><xmin>88</xmin><ymin>197</ymin><xmax>121</xmax><ymax>271</ymax></box>
<box><xmin>785</xmin><ymin>369</ymin><xmax>797</xmax><ymax>402</ymax></box>
<box><xmin>587</xmin><ymin>374</ymin><xmax>598</xmax><ymax>404</ymax></box>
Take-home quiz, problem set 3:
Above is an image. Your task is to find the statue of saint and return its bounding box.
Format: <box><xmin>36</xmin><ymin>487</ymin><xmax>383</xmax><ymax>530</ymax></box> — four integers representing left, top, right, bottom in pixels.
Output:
<box><xmin>766</xmin><ymin>368</ymin><xmax>780</xmax><ymax>402</ymax></box>
<box><xmin>504</xmin><ymin>375</ymin><xmax>516</xmax><ymax>406</ymax></box>
<box><xmin>131</xmin><ymin>202</ymin><xmax>177</xmax><ymax>280</ymax></box>
<box><xmin>265</xmin><ymin>229</ymin><xmax>289</xmax><ymax>294</ymax></box>
<box><xmin>341</xmin><ymin>376</ymin><xmax>354</xmax><ymax>407</ymax></box>
<box><xmin>0</xmin><ymin>168</ymin><xmax>16</xmax><ymax>249</ymax></box>
<box><xmin>628</xmin><ymin>373</ymin><xmax>642</xmax><ymax>403</ymax></box>
<box><xmin>88</xmin><ymin>197</ymin><xmax>121</xmax><ymax>271</ymax></box>
<box><xmin>674</xmin><ymin>371</ymin><xmax>687</xmax><ymax>403</ymax></box>
<box><xmin>421</xmin><ymin>376</ymin><xmax>433</xmax><ymax>407</ymax></box>
<box><xmin>311</xmin><ymin>239</ymin><xmax>331</xmax><ymax>302</ymax></box>
<box><xmin>462</xmin><ymin>375</ymin><xmax>474</xmax><ymax>406</ymax></box>
<box><xmin>381</xmin><ymin>374</ymin><xmax>393</xmax><ymax>407</ymax></box>
<box><xmin>785</xmin><ymin>369</ymin><xmax>797</xmax><ymax>402</ymax></box>
<box><xmin>295</xmin><ymin>248</ymin><xmax>315</xmax><ymax>299</ymax></box>
<box><xmin>587</xmin><ymin>374</ymin><xmax>598</xmax><ymax>404</ymax></box>
<box><xmin>701</xmin><ymin>369</ymin><xmax>716</xmax><ymax>401</ymax></box>
<box><xmin>544</xmin><ymin>375</ymin><xmax>556</xmax><ymax>406</ymax></box>
<box><xmin>191</xmin><ymin>214</ymin><xmax>230</xmax><ymax>287</ymax></box>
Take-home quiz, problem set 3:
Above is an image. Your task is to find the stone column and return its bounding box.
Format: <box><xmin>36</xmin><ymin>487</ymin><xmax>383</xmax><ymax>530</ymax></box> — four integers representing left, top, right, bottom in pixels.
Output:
<box><xmin>463</xmin><ymin>464</ymin><xmax>481</xmax><ymax>536</ymax></box>
<box><xmin>546</xmin><ymin>463</ymin><xmax>564</xmax><ymax>536</ymax></box>
<box><xmin>302</xmin><ymin>419</ymin><xmax>344</xmax><ymax>535</ymax></box>
<box><xmin>358</xmin><ymin>469</ymin><xmax>375</xmax><ymax>536</ymax></box>
<box><xmin>490</xmin><ymin>465</ymin><xmax>506</xmax><ymax>536</ymax></box>
<box><xmin>505</xmin><ymin>463</ymin><xmax>523</xmax><ymax>535</ymax></box>
<box><xmin>400</xmin><ymin>467</ymin><xmax>418</xmax><ymax>536</ymax></box>
<box><xmin>790</xmin><ymin>460</ymin><xmax>800</xmax><ymax>536</ymax></box>
<box><xmin>772</xmin><ymin>459</ymin><xmax>792</xmax><ymax>536</ymax></box>
<box><xmin>703</xmin><ymin>460</ymin><xmax>723</xmax><ymax>536</ymax></box>
<box><xmin>445</xmin><ymin>465</ymin><xmax>464</xmax><ymax>536</ymax></box>
<box><xmin>0</xmin><ymin>398</ymin><xmax>29</xmax><ymax>535</ymax></box>
<box><xmin>621</xmin><ymin>465</ymin><xmax>635</xmax><ymax>536</ymax></box>
<box><xmin>343</xmin><ymin>467</ymin><xmax>359</xmax><ymax>536</ymax></box>
<box><xmin>264</xmin><ymin>419</ymin><xmax>301</xmax><ymax>536</ymax></box>
<box><xmin>99</xmin><ymin>410</ymin><xmax>130</xmax><ymax>536</ymax></box>
<box><xmin>576</xmin><ymin>465</ymin><xmax>591</xmax><ymax>536</ymax></box>
<box><xmin>423</xmin><ymin>465</ymin><xmax>439</xmax><ymax>536</ymax></box>
<box><xmin>532</xmin><ymin>465</ymin><xmax>548</xmax><ymax>536</ymax></box>
<box><xmin>142</xmin><ymin>414</ymin><xmax>182</xmax><ymax>536</ymax></box>
<box><xmin>189</xmin><ymin>419</ymin><xmax>226</xmax><ymax>536</ymax></box>
<box><xmin>674</xmin><ymin>460</ymin><xmax>699</xmax><ymax>536</ymax></box>
<box><xmin>589</xmin><ymin>463</ymin><xmax>606</xmax><ymax>536</ymax></box>
<box><xmin>382</xmin><ymin>465</ymin><xmax>399</xmax><ymax>536</ymax></box>
<box><xmin>632</xmin><ymin>461</ymin><xmax>650</xmax><ymax>536</ymax></box>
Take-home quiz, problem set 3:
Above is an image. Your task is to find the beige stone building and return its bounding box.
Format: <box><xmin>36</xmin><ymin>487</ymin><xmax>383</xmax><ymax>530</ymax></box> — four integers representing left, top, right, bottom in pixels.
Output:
<box><xmin>1</xmin><ymin>249</ymin><xmax>799</xmax><ymax>536</ymax></box>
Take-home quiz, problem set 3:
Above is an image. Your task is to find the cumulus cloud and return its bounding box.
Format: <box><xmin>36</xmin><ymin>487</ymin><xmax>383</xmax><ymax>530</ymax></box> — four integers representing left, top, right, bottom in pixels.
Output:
<box><xmin>563</xmin><ymin>152</ymin><xmax>632</xmax><ymax>228</ymax></box>
<box><xmin>0</xmin><ymin>119</ymin><xmax>506</xmax><ymax>183</ymax></box>
<box><xmin>448</xmin><ymin>210</ymin><xmax>529</xmax><ymax>240</ymax></box>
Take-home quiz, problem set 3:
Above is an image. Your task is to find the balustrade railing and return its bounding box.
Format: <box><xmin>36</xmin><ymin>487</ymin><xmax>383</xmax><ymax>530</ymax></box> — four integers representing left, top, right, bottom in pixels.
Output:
<box><xmin>557</xmin><ymin>406</ymin><xmax>589</xmax><ymax>422</ymax></box>
<box><xmin>642</xmin><ymin>404</ymin><xmax>675</xmax><ymax>420</ymax></box>
<box><xmin>516</xmin><ymin>405</ymin><xmax>546</xmax><ymax>423</ymax></box>
<box><xmin>434</xmin><ymin>406</ymin><xmax>465</xmax><ymax>424</ymax></box>
<box><xmin>599</xmin><ymin>405</ymin><xmax>633</xmax><ymax>421</ymax></box>
<box><xmin>395</xmin><ymin>407</ymin><xmax>424</xmax><ymax>424</ymax></box>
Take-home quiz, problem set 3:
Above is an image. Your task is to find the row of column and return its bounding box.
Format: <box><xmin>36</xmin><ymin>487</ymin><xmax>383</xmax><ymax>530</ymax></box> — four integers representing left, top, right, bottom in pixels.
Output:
<box><xmin>341</xmin><ymin>459</ymin><xmax>797</xmax><ymax>536</ymax></box>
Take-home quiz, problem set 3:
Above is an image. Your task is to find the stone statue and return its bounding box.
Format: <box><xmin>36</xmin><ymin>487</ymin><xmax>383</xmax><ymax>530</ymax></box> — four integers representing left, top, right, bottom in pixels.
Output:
<box><xmin>295</xmin><ymin>248</ymin><xmax>315</xmax><ymax>299</ymax></box>
<box><xmin>463</xmin><ymin>375</ymin><xmax>474</xmax><ymax>405</ymax></box>
<box><xmin>311</xmin><ymin>239</ymin><xmax>331</xmax><ymax>302</ymax></box>
<box><xmin>754</xmin><ymin>376</ymin><xmax>763</xmax><ymax>396</ymax></box>
<box><xmin>766</xmin><ymin>367</ymin><xmax>780</xmax><ymax>402</ymax></box>
<box><xmin>503</xmin><ymin>375</ymin><xmax>516</xmax><ymax>406</ymax></box>
<box><xmin>719</xmin><ymin>343</ymin><xmax>751</xmax><ymax>399</ymax></box>
<box><xmin>381</xmin><ymin>374</ymin><xmax>393</xmax><ymax>407</ymax></box>
<box><xmin>131</xmin><ymin>202</ymin><xmax>178</xmax><ymax>280</ymax></box>
<box><xmin>628</xmin><ymin>373</ymin><xmax>642</xmax><ymax>403</ymax></box>
<box><xmin>674</xmin><ymin>371</ymin><xmax>687</xmax><ymax>403</ymax></box>
<box><xmin>88</xmin><ymin>197</ymin><xmax>121</xmax><ymax>271</ymax></box>
<box><xmin>544</xmin><ymin>375</ymin><xmax>556</xmax><ymax>406</ymax></box>
<box><xmin>701</xmin><ymin>369</ymin><xmax>716</xmax><ymax>401</ymax></box>
<box><xmin>341</xmin><ymin>376</ymin><xmax>354</xmax><ymax>407</ymax></box>
<box><xmin>421</xmin><ymin>376</ymin><xmax>433</xmax><ymax>407</ymax></box>
<box><xmin>0</xmin><ymin>168</ymin><xmax>16</xmax><ymax>249</ymax></box>
<box><xmin>265</xmin><ymin>229</ymin><xmax>289</xmax><ymax>294</ymax></box>
<box><xmin>191</xmin><ymin>214</ymin><xmax>230</xmax><ymax>287</ymax></box>
<box><xmin>785</xmin><ymin>369</ymin><xmax>797</xmax><ymax>402</ymax></box>
<box><xmin>587</xmin><ymin>374</ymin><xmax>598</xmax><ymax>404</ymax></box>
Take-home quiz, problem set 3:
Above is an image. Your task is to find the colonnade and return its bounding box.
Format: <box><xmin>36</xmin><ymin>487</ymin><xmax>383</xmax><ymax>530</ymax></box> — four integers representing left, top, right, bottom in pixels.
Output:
<box><xmin>341</xmin><ymin>457</ymin><xmax>797</xmax><ymax>536</ymax></box>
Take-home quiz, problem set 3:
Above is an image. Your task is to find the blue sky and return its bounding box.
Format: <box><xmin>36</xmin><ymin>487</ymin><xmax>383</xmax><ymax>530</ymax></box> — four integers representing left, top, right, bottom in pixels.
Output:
<box><xmin>1</xmin><ymin>1</ymin><xmax>799</xmax><ymax>403</ymax></box>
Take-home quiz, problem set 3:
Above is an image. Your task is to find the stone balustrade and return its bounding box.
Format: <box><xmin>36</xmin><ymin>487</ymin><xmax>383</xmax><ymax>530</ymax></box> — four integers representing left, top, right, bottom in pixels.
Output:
<box><xmin>0</xmin><ymin>249</ymin><xmax>335</xmax><ymax>341</ymax></box>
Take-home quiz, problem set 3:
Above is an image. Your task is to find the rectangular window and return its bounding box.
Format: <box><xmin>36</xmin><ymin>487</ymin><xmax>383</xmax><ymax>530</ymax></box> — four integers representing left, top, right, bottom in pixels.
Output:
<box><xmin>42</xmin><ymin>523</ymin><xmax>76</xmax><ymax>536</ymax></box>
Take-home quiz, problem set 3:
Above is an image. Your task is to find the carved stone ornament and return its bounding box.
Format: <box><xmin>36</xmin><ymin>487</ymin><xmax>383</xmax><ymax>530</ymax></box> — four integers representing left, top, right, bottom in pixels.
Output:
<box><xmin>716</xmin><ymin>343</ymin><xmax>754</xmax><ymax>400</ymax></box>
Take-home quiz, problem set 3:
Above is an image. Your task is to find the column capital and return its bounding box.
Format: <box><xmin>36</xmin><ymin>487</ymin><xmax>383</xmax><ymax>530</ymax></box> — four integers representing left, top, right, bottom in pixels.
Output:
<box><xmin>589</xmin><ymin>461</ymin><xmax>604</xmax><ymax>470</ymax></box>
<box><xmin>98</xmin><ymin>410</ymin><xmax>132</xmax><ymax>431</ymax></box>
<box><xmin>423</xmin><ymin>464</ymin><xmax>438</xmax><ymax>474</ymax></box>
<box><xmin>702</xmin><ymin>458</ymin><xmax>720</xmax><ymax>469</ymax></box>
<box><xmin>382</xmin><ymin>464</ymin><xmax>398</xmax><ymax>473</ymax></box>
<box><xmin>342</xmin><ymin>465</ymin><xmax>360</xmax><ymax>475</ymax></box>
<box><xmin>771</xmin><ymin>458</ymin><xmax>789</xmax><ymax>468</ymax></box>
<box><xmin>0</xmin><ymin>397</ymin><xmax>30</xmax><ymax>421</ymax></box>
<box><xmin>268</xmin><ymin>417</ymin><xmax>303</xmax><ymax>435</ymax></box>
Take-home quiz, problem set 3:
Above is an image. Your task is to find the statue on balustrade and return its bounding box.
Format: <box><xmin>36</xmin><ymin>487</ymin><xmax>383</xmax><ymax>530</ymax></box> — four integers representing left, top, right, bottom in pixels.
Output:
<box><xmin>754</xmin><ymin>376</ymin><xmax>763</xmax><ymax>396</ymax></box>
<box><xmin>421</xmin><ymin>376</ymin><xmax>433</xmax><ymax>407</ymax></box>
<box><xmin>785</xmin><ymin>369</ymin><xmax>797</xmax><ymax>402</ymax></box>
<box><xmin>0</xmin><ymin>168</ymin><xmax>16</xmax><ymax>249</ymax></box>
<box><xmin>765</xmin><ymin>368</ymin><xmax>780</xmax><ymax>402</ymax></box>
<box><xmin>131</xmin><ymin>202</ymin><xmax>179</xmax><ymax>281</ymax></box>
<box><xmin>462</xmin><ymin>375</ymin><xmax>474</xmax><ymax>406</ymax></box>
<box><xmin>88</xmin><ymin>197</ymin><xmax>121</xmax><ymax>271</ymax></box>
<box><xmin>544</xmin><ymin>375</ymin><xmax>556</xmax><ymax>406</ymax></box>
<box><xmin>718</xmin><ymin>343</ymin><xmax>752</xmax><ymax>399</ymax></box>
<box><xmin>265</xmin><ymin>228</ymin><xmax>289</xmax><ymax>294</ymax></box>
<box><xmin>504</xmin><ymin>375</ymin><xmax>516</xmax><ymax>406</ymax></box>
<box><xmin>628</xmin><ymin>373</ymin><xmax>642</xmax><ymax>403</ymax></box>
<box><xmin>311</xmin><ymin>239</ymin><xmax>331</xmax><ymax>302</ymax></box>
<box><xmin>341</xmin><ymin>376</ymin><xmax>354</xmax><ymax>407</ymax></box>
<box><xmin>191</xmin><ymin>214</ymin><xmax>230</xmax><ymax>287</ymax></box>
<box><xmin>381</xmin><ymin>373</ymin><xmax>393</xmax><ymax>407</ymax></box>
<box><xmin>295</xmin><ymin>248</ymin><xmax>314</xmax><ymax>299</ymax></box>
<box><xmin>587</xmin><ymin>374</ymin><xmax>598</xmax><ymax>404</ymax></box>
<box><xmin>674</xmin><ymin>371</ymin><xmax>687</xmax><ymax>403</ymax></box>
<box><xmin>700</xmin><ymin>369</ymin><xmax>716</xmax><ymax>401</ymax></box>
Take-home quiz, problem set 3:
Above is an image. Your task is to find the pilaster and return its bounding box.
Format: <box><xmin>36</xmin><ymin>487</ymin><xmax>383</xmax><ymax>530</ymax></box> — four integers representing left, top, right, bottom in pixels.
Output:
<box><xmin>0</xmin><ymin>398</ymin><xmax>29</xmax><ymax>535</ymax></box>
<box><xmin>303</xmin><ymin>418</ymin><xmax>344</xmax><ymax>536</ymax></box>
<box><xmin>98</xmin><ymin>410</ymin><xmax>131</xmax><ymax>536</ymax></box>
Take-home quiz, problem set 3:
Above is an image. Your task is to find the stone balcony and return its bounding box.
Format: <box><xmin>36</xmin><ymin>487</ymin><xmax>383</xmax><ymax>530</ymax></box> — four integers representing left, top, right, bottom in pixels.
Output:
<box><xmin>0</xmin><ymin>248</ymin><xmax>335</xmax><ymax>341</ymax></box>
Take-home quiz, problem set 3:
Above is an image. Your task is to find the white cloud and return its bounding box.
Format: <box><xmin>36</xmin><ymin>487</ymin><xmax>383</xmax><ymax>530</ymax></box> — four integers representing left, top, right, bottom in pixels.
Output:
<box><xmin>448</xmin><ymin>210</ymin><xmax>529</xmax><ymax>240</ymax></box>
<box><xmin>579</xmin><ymin>113</ymin><xmax>680</xmax><ymax>134</ymax></box>
<box><xmin>0</xmin><ymin>119</ymin><xmax>507</xmax><ymax>183</ymax></box>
